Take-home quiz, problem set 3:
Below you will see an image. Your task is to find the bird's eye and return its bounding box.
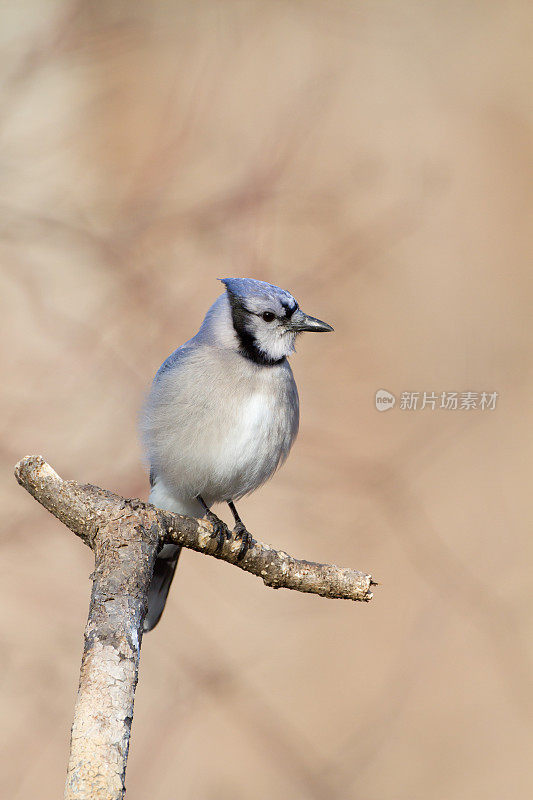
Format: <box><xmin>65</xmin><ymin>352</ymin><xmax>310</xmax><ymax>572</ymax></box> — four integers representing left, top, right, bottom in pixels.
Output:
<box><xmin>262</xmin><ymin>312</ymin><xmax>275</xmax><ymax>322</ymax></box>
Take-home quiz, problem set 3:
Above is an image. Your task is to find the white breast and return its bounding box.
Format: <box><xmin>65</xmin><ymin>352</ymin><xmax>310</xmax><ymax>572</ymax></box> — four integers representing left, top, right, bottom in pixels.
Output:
<box><xmin>142</xmin><ymin>346</ymin><xmax>299</xmax><ymax>508</ymax></box>
<box><xmin>234</xmin><ymin>393</ymin><xmax>273</xmax><ymax>449</ymax></box>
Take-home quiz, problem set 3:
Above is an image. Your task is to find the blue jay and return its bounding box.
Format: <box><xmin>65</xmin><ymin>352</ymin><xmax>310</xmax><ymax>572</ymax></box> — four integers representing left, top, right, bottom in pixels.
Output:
<box><xmin>140</xmin><ymin>278</ymin><xmax>333</xmax><ymax>631</ymax></box>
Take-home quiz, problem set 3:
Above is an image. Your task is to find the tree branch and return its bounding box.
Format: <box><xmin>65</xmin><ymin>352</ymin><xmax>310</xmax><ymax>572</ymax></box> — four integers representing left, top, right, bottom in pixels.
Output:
<box><xmin>14</xmin><ymin>454</ymin><xmax>375</xmax><ymax>799</ymax></box>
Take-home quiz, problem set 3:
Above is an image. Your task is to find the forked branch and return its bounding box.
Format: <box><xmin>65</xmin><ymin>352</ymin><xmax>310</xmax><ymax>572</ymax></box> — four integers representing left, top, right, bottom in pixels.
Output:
<box><xmin>15</xmin><ymin>454</ymin><xmax>375</xmax><ymax>800</ymax></box>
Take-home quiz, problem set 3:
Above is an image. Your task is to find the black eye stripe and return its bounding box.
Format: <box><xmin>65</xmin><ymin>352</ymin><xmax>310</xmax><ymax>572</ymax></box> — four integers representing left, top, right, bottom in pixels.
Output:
<box><xmin>251</xmin><ymin>302</ymin><xmax>298</xmax><ymax>321</ymax></box>
<box><xmin>280</xmin><ymin>300</ymin><xmax>298</xmax><ymax>318</ymax></box>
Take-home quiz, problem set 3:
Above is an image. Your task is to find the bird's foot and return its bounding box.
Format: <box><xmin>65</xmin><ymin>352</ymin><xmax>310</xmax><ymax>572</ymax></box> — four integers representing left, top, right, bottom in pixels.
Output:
<box><xmin>232</xmin><ymin>521</ymin><xmax>254</xmax><ymax>561</ymax></box>
<box><xmin>203</xmin><ymin>510</ymin><xmax>229</xmax><ymax>553</ymax></box>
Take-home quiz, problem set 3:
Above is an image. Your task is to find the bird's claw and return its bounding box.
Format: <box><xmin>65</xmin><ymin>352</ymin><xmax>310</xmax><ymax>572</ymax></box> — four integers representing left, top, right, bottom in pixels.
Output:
<box><xmin>204</xmin><ymin>511</ymin><xmax>227</xmax><ymax>553</ymax></box>
<box><xmin>233</xmin><ymin>521</ymin><xmax>253</xmax><ymax>561</ymax></box>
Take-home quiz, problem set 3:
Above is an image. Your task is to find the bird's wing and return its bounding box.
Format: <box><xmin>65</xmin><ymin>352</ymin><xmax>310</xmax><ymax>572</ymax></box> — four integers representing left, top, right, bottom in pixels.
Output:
<box><xmin>153</xmin><ymin>340</ymin><xmax>196</xmax><ymax>383</ymax></box>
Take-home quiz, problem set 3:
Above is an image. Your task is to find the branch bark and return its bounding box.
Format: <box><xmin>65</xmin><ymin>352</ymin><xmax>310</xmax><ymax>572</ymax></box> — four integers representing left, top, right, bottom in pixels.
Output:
<box><xmin>15</xmin><ymin>454</ymin><xmax>375</xmax><ymax>800</ymax></box>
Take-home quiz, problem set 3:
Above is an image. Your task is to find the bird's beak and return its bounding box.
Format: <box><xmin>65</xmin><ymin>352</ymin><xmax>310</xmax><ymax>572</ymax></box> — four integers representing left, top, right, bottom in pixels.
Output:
<box><xmin>289</xmin><ymin>309</ymin><xmax>334</xmax><ymax>333</ymax></box>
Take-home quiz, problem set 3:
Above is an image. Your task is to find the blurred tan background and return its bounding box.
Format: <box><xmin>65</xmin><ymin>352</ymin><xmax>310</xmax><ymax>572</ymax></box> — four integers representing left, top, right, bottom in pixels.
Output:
<box><xmin>1</xmin><ymin>2</ymin><xmax>532</xmax><ymax>798</ymax></box>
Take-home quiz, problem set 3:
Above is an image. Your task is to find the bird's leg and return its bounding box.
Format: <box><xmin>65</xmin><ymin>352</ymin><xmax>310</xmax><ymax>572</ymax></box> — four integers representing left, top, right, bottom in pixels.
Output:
<box><xmin>196</xmin><ymin>495</ymin><xmax>228</xmax><ymax>553</ymax></box>
<box><xmin>227</xmin><ymin>500</ymin><xmax>253</xmax><ymax>561</ymax></box>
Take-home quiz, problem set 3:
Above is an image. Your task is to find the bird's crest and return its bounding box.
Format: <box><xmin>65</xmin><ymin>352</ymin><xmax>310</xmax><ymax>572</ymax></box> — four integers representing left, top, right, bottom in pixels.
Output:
<box><xmin>219</xmin><ymin>277</ymin><xmax>297</xmax><ymax>312</ymax></box>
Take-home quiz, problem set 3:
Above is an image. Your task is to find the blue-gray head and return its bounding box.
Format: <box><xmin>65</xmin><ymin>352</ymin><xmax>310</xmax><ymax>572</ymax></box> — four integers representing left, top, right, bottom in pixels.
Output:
<box><xmin>220</xmin><ymin>277</ymin><xmax>333</xmax><ymax>366</ymax></box>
